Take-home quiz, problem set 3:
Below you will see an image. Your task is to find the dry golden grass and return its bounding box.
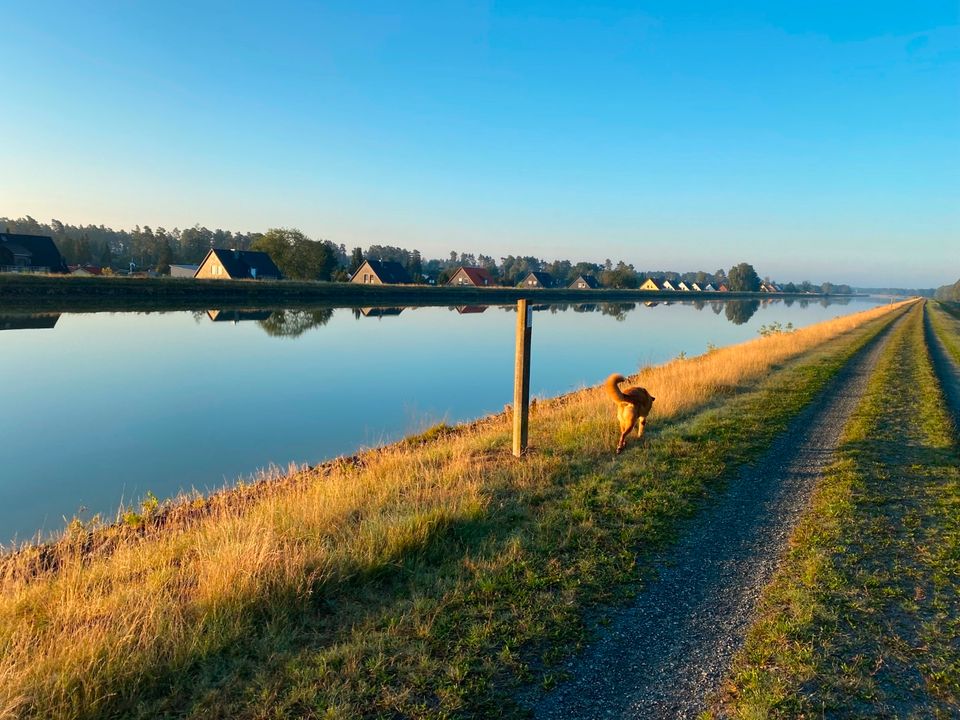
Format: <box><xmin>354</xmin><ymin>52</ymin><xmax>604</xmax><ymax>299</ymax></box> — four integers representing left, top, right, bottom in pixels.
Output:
<box><xmin>0</xmin><ymin>299</ymin><xmax>914</xmax><ymax>718</ymax></box>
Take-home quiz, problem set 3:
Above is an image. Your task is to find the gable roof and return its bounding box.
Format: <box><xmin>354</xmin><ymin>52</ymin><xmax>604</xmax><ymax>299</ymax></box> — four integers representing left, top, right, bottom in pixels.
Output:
<box><xmin>640</xmin><ymin>278</ymin><xmax>664</xmax><ymax>290</ymax></box>
<box><xmin>0</xmin><ymin>233</ymin><xmax>69</xmax><ymax>273</ymax></box>
<box><xmin>449</xmin><ymin>266</ymin><xmax>495</xmax><ymax>286</ymax></box>
<box><xmin>521</xmin><ymin>270</ymin><xmax>554</xmax><ymax>287</ymax></box>
<box><xmin>569</xmin><ymin>274</ymin><xmax>600</xmax><ymax>289</ymax></box>
<box><xmin>199</xmin><ymin>248</ymin><xmax>282</xmax><ymax>279</ymax></box>
<box><xmin>362</xmin><ymin>259</ymin><xmax>412</xmax><ymax>284</ymax></box>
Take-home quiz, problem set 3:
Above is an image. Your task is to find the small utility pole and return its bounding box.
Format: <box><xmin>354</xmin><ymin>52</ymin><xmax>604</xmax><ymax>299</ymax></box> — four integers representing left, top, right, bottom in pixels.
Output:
<box><xmin>513</xmin><ymin>298</ymin><xmax>532</xmax><ymax>456</ymax></box>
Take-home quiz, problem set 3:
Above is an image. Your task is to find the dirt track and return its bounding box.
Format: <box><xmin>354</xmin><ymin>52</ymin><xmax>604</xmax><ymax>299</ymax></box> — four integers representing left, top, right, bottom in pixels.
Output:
<box><xmin>530</xmin><ymin>312</ymin><xmax>905</xmax><ymax>719</ymax></box>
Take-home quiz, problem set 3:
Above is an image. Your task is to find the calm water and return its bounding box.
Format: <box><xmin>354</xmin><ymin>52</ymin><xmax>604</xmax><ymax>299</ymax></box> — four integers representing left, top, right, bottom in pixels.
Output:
<box><xmin>1</xmin><ymin>296</ymin><xmax>887</xmax><ymax>542</ymax></box>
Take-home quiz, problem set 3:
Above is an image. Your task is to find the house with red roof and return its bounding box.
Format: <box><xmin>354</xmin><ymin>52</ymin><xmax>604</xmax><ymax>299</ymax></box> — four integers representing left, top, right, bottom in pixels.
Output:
<box><xmin>447</xmin><ymin>266</ymin><xmax>495</xmax><ymax>287</ymax></box>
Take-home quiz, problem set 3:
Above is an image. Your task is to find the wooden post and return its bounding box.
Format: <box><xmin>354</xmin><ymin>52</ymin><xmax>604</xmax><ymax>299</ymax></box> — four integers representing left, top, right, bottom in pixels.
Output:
<box><xmin>513</xmin><ymin>298</ymin><xmax>532</xmax><ymax>457</ymax></box>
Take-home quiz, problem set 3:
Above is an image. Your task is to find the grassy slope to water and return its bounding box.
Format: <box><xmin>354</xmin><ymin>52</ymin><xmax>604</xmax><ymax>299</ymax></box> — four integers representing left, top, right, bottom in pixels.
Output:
<box><xmin>0</xmin><ymin>301</ymin><xmax>912</xmax><ymax>719</ymax></box>
<box><xmin>719</xmin><ymin>302</ymin><xmax>960</xmax><ymax>718</ymax></box>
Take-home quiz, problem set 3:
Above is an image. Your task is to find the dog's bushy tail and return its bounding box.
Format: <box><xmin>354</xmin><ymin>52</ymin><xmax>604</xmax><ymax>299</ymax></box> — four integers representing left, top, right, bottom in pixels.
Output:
<box><xmin>604</xmin><ymin>373</ymin><xmax>629</xmax><ymax>403</ymax></box>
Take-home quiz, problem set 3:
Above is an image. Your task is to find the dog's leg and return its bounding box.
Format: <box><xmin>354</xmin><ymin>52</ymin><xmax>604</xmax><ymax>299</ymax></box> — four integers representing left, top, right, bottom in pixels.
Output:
<box><xmin>637</xmin><ymin>418</ymin><xmax>646</xmax><ymax>438</ymax></box>
<box><xmin>617</xmin><ymin>405</ymin><xmax>638</xmax><ymax>454</ymax></box>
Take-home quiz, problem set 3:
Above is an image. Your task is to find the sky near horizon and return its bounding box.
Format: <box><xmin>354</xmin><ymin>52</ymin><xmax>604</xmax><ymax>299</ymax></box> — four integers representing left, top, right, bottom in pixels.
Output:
<box><xmin>2</xmin><ymin>1</ymin><xmax>957</xmax><ymax>286</ymax></box>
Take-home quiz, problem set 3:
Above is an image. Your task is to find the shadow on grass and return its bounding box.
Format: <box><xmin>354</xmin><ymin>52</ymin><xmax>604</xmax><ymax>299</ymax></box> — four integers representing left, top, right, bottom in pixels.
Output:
<box><xmin>100</xmin><ymin>511</ymin><xmax>511</xmax><ymax>719</ymax></box>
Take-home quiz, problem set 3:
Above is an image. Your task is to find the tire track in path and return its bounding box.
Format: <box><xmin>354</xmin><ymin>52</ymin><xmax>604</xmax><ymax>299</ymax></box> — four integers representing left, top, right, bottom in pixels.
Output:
<box><xmin>924</xmin><ymin>303</ymin><xmax>960</xmax><ymax>429</ymax></box>
<box><xmin>531</xmin><ymin>310</ymin><xmax>907</xmax><ymax>720</ymax></box>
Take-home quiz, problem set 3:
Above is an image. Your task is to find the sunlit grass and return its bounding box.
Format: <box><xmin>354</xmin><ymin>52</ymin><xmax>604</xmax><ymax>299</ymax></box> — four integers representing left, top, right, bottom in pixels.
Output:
<box><xmin>0</xmin><ymin>299</ymin><xmax>913</xmax><ymax>718</ymax></box>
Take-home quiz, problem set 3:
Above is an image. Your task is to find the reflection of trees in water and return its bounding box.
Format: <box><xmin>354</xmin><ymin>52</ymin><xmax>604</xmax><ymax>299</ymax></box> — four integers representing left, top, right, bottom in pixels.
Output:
<box><xmin>724</xmin><ymin>299</ymin><xmax>761</xmax><ymax>325</ymax></box>
<box><xmin>784</xmin><ymin>298</ymin><xmax>795</xmax><ymax>307</ymax></box>
<box><xmin>600</xmin><ymin>302</ymin><xmax>636</xmax><ymax>321</ymax></box>
<box><xmin>711</xmin><ymin>302</ymin><xmax>723</xmax><ymax>314</ymax></box>
<box><xmin>258</xmin><ymin>308</ymin><xmax>334</xmax><ymax>337</ymax></box>
<box><xmin>693</xmin><ymin>300</ymin><xmax>706</xmax><ymax>311</ymax></box>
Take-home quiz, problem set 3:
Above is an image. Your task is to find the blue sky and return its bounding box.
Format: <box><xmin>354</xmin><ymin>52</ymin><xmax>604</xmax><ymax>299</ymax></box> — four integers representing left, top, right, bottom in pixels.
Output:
<box><xmin>2</xmin><ymin>1</ymin><xmax>957</xmax><ymax>285</ymax></box>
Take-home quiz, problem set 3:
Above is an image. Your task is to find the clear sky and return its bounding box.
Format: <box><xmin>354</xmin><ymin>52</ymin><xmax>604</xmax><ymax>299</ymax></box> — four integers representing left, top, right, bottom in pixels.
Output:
<box><xmin>2</xmin><ymin>1</ymin><xmax>957</xmax><ymax>286</ymax></box>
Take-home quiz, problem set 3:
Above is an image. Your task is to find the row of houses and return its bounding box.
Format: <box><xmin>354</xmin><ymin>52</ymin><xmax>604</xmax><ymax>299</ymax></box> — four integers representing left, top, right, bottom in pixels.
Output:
<box><xmin>353</xmin><ymin>260</ymin><xmax>604</xmax><ymax>290</ymax></box>
<box><xmin>639</xmin><ymin>278</ymin><xmax>781</xmax><ymax>292</ymax></box>
<box><xmin>2</xmin><ymin>233</ymin><xmax>785</xmax><ymax>294</ymax></box>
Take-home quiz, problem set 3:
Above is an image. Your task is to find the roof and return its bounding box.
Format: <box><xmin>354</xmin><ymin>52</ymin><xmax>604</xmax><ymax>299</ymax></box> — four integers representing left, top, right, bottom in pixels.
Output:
<box><xmin>200</xmin><ymin>248</ymin><xmax>282</xmax><ymax>279</ymax></box>
<box><xmin>521</xmin><ymin>271</ymin><xmax>554</xmax><ymax>287</ymax></box>
<box><xmin>569</xmin><ymin>274</ymin><xmax>600</xmax><ymax>289</ymax></box>
<box><xmin>363</xmin><ymin>259</ymin><xmax>412</xmax><ymax>284</ymax></box>
<box><xmin>641</xmin><ymin>278</ymin><xmax>664</xmax><ymax>289</ymax></box>
<box><xmin>450</xmin><ymin>266</ymin><xmax>495</xmax><ymax>286</ymax></box>
<box><xmin>0</xmin><ymin>233</ymin><xmax>69</xmax><ymax>273</ymax></box>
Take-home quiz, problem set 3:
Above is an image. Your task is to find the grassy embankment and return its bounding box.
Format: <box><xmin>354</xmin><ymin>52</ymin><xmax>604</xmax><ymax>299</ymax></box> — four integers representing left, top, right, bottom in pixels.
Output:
<box><xmin>0</xmin><ymin>273</ymin><xmax>800</xmax><ymax>312</ymax></box>
<box><xmin>718</xmin><ymin>301</ymin><xmax>960</xmax><ymax>717</ymax></box>
<box><xmin>0</xmin><ymin>300</ymin><xmax>912</xmax><ymax>719</ymax></box>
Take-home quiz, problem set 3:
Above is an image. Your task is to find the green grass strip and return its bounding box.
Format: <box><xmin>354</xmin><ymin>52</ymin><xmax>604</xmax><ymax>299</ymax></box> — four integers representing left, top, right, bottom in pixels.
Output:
<box><xmin>930</xmin><ymin>300</ymin><xmax>960</xmax><ymax>365</ymax></box>
<box><xmin>719</xmin><ymin>302</ymin><xmax>960</xmax><ymax>718</ymax></box>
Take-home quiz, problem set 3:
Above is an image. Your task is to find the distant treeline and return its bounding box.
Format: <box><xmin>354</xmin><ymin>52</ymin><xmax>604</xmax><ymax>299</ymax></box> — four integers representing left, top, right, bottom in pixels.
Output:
<box><xmin>856</xmin><ymin>287</ymin><xmax>935</xmax><ymax>297</ymax></box>
<box><xmin>934</xmin><ymin>279</ymin><xmax>960</xmax><ymax>302</ymax></box>
<box><xmin>2</xmin><ymin>216</ymin><xmax>852</xmax><ymax>293</ymax></box>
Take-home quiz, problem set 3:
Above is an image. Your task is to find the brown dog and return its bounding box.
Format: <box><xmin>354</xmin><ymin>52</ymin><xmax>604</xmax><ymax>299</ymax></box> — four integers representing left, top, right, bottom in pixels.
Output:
<box><xmin>604</xmin><ymin>373</ymin><xmax>655</xmax><ymax>454</ymax></box>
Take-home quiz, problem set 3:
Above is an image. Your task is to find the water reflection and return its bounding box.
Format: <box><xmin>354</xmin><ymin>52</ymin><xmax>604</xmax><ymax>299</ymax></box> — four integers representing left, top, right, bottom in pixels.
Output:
<box><xmin>0</xmin><ymin>313</ymin><xmax>61</xmax><ymax>331</ymax></box>
<box><xmin>259</xmin><ymin>309</ymin><xmax>334</xmax><ymax>337</ymax></box>
<box><xmin>357</xmin><ymin>307</ymin><xmax>405</xmax><ymax>318</ymax></box>
<box><xmin>207</xmin><ymin>309</ymin><xmax>272</xmax><ymax>323</ymax></box>
<box><xmin>724</xmin><ymin>299</ymin><xmax>761</xmax><ymax>325</ymax></box>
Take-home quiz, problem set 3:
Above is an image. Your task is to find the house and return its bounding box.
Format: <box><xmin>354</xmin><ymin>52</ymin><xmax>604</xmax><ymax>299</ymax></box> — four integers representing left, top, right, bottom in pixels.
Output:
<box><xmin>676</xmin><ymin>281</ymin><xmax>692</xmax><ymax>291</ymax></box>
<box><xmin>639</xmin><ymin>278</ymin><xmax>664</xmax><ymax>291</ymax></box>
<box><xmin>717</xmin><ymin>283</ymin><xmax>729</xmax><ymax>292</ymax></box>
<box><xmin>170</xmin><ymin>264</ymin><xmax>200</xmax><ymax>278</ymax></box>
<box><xmin>760</xmin><ymin>281</ymin><xmax>780</xmax><ymax>293</ymax></box>
<box><xmin>456</xmin><ymin>306</ymin><xmax>488</xmax><ymax>314</ymax></box>
<box><xmin>569</xmin><ymin>274</ymin><xmax>600</xmax><ymax>289</ymax></box>
<box><xmin>194</xmin><ymin>248</ymin><xmax>282</xmax><ymax>280</ymax></box>
<box><xmin>661</xmin><ymin>279</ymin><xmax>679</xmax><ymax>291</ymax></box>
<box><xmin>703</xmin><ymin>283</ymin><xmax>716</xmax><ymax>291</ymax></box>
<box><xmin>0</xmin><ymin>233</ymin><xmax>69</xmax><ymax>273</ymax></box>
<box><xmin>351</xmin><ymin>259</ymin><xmax>412</xmax><ymax>285</ymax></box>
<box><xmin>448</xmin><ymin>266</ymin><xmax>495</xmax><ymax>287</ymax></box>
<box><xmin>519</xmin><ymin>271</ymin><xmax>555</xmax><ymax>289</ymax></box>
<box><xmin>690</xmin><ymin>282</ymin><xmax>704</xmax><ymax>292</ymax></box>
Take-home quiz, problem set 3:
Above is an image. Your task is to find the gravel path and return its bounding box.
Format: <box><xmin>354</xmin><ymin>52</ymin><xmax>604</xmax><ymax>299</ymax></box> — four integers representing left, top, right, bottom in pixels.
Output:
<box><xmin>531</xmin><ymin>315</ymin><xmax>903</xmax><ymax>720</ymax></box>
<box><xmin>924</xmin><ymin>305</ymin><xmax>960</xmax><ymax>427</ymax></box>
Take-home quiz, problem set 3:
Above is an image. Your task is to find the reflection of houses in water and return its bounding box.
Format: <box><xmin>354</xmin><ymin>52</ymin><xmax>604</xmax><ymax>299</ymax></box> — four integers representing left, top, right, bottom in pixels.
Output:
<box><xmin>455</xmin><ymin>306</ymin><xmax>488</xmax><ymax>314</ymax></box>
<box><xmin>206</xmin><ymin>309</ymin><xmax>274</xmax><ymax>323</ymax></box>
<box><xmin>0</xmin><ymin>313</ymin><xmax>61</xmax><ymax>331</ymax></box>
<box><xmin>644</xmin><ymin>301</ymin><xmax>659</xmax><ymax>307</ymax></box>
<box><xmin>573</xmin><ymin>303</ymin><xmax>598</xmax><ymax>312</ymax></box>
<box><xmin>360</xmin><ymin>307</ymin><xmax>405</xmax><ymax>318</ymax></box>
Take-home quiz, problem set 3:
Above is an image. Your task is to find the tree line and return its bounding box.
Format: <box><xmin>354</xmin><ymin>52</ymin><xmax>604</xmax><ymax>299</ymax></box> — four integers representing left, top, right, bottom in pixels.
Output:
<box><xmin>934</xmin><ymin>278</ymin><xmax>960</xmax><ymax>302</ymax></box>
<box><xmin>2</xmin><ymin>216</ymin><xmax>852</xmax><ymax>293</ymax></box>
